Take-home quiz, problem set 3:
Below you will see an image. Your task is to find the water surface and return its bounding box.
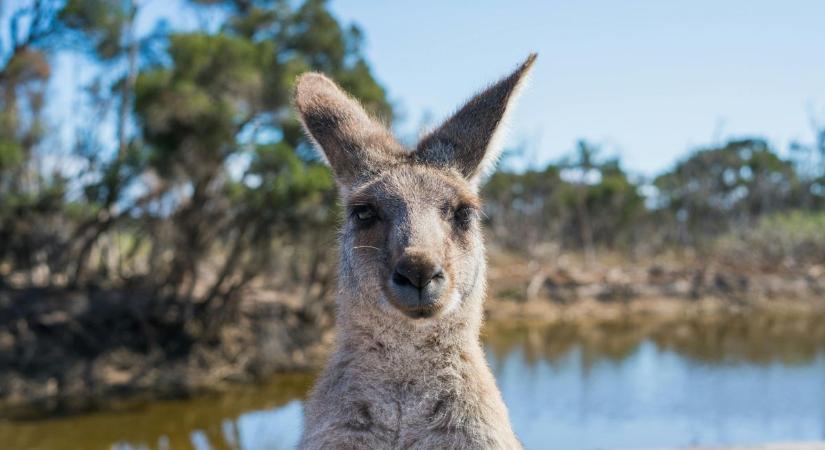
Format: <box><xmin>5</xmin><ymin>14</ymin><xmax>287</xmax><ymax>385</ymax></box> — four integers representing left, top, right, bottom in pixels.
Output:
<box><xmin>3</xmin><ymin>315</ymin><xmax>825</xmax><ymax>450</ymax></box>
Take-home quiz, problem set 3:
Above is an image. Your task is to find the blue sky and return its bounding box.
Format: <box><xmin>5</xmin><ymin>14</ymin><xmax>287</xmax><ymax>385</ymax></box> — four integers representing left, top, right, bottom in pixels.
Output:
<box><xmin>47</xmin><ymin>0</ymin><xmax>825</xmax><ymax>176</ymax></box>
<box><xmin>328</xmin><ymin>0</ymin><xmax>825</xmax><ymax>175</ymax></box>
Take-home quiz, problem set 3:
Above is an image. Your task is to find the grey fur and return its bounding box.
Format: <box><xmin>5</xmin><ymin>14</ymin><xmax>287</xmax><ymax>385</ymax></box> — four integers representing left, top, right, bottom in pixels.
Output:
<box><xmin>417</xmin><ymin>53</ymin><xmax>537</xmax><ymax>185</ymax></box>
<box><xmin>294</xmin><ymin>54</ymin><xmax>536</xmax><ymax>450</ymax></box>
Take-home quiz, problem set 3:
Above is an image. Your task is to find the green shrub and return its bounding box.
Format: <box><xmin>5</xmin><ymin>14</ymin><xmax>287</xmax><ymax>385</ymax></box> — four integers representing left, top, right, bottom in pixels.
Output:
<box><xmin>715</xmin><ymin>211</ymin><xmax>825</xmax><ymax>267</ymax></box>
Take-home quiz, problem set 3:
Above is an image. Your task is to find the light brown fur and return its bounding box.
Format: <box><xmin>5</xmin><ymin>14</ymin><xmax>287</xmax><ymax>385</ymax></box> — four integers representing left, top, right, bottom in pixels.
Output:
<box><xmin>294</xmin><ymin>54</ymin><xmax>537</xmax><ymax>450</ymax></box>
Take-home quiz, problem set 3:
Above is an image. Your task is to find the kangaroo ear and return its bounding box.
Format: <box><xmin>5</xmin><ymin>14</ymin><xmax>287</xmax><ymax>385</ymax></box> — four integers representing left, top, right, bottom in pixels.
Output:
<box><xmin>415</xmin><ymin>54</ymin><xmax>537</xmax><ymax>185</ymax></box>
<box><xmin>294</xmin><ymin>73</ymin><xmax>403</xmax><ymax>188</ymax></box>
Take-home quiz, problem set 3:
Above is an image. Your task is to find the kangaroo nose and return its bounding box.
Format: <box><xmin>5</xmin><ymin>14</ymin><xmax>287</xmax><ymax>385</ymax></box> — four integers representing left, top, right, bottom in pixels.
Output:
<box><xmin>393</xmin><ymin>258</ymin><xmax>443</xmax><ymax>289</ymax></box>
<box><xmin>388</xmin><ymin>251</ymin><xmax>447</xmax><ymax>317</ymax></box>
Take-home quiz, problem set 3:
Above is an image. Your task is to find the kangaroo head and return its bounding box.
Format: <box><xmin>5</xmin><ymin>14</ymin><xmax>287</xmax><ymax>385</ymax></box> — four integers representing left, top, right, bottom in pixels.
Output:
<box><xmin>294</xmin><ymin>54</ymin><xmax>536</xmax><ymax>322</ymax></box>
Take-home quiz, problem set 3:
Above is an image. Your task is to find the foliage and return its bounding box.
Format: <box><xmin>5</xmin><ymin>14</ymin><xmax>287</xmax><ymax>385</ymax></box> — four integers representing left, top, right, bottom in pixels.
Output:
<box><xmin>59</xmin><ymin>0</ymin><xmax>132</xmax><ymax>59</ymax></box>
<box><xmin>0</xmin><ymin>0</ymin><xmax>387</xmax><ymax>337</ymax></box>
<box><xmin>654</xmin><ymin>139</ymin><xmax>801</xmax><ymax>243</ymax></box>
<box><xmin>1</xmin><ymin>0</ymin><xmax>824</xmax><ymax>323</ymax></box>
<box><xmin>483</xmin><ymin>141</ymin><xmax>644</xmax><ymax>254</ymax></box>
<box><xmin>715</xmin><ymin>211</ymin><xmax>825</xmax><ymax>268</ymax></box>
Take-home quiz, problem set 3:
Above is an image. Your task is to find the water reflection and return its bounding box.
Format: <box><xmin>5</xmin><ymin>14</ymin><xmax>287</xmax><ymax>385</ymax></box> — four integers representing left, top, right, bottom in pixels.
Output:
<box><xmin>493</xmin><ymin>337</ymin><xmax>825</xmax><ymax>449</ymax></box>
<box><xmin>484</xmin><ymin>312</ymin><xmax>825</xmax><ymax>368</ymax></box>
<box><xmin>3</xmin><ymin>314</ymin><xmax>825</xmax><ymax>450</ymax></box>
<box><xmin>1</xmin><ymin>374</ymin><xmax>313</xmax><ymax>450</ymax></box>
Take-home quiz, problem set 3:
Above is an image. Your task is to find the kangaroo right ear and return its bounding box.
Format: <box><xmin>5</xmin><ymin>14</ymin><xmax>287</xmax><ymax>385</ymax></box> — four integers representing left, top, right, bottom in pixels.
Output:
<box><xmin>414</xmin><ymin>54</ymin><xmax>536</xmax><ymax>186</ymax></box>
<box><xmin>294</xmin><ymin>73</ymin><xmax>404</xmax><ymax>189</ymax></box>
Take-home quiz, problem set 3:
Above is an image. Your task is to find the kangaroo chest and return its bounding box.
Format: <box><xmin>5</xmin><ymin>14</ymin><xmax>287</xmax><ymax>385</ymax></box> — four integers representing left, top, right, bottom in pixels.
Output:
<box><xmin>341</xmin><ymin>366</ymin><xmax>470</xmax><ymax>444</ymax></box>
<box><xmin>334</xmin><ymin>341</ymin><xmax>479</xmax><ymax>433</ymax></box>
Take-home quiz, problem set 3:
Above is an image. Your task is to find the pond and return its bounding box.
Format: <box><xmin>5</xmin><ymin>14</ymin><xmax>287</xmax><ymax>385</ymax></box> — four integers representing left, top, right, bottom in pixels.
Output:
<box><xmin>3</xmin><ymin>315</ymin><xmax>825</xmax><ymax>450</ymax></box>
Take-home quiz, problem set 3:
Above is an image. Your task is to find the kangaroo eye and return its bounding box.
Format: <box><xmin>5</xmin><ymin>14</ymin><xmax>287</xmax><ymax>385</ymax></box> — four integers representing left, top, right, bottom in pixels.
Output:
<box><xmin>453</xmin><ymin>205</ymin><xmax>475</xmax><ymax>226</ymax></box>
<box><xmin>352</xmin><ymin>205</ymin><xmax>377</xmax><ymax>223</ymax></box>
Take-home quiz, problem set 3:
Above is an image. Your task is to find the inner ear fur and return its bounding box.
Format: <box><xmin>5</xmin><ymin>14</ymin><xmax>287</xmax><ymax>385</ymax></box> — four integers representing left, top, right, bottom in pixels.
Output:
<box><xmin>293</xmin><ymin>72</ymin><xmax>405</xmax><ymax>187</ymax></box>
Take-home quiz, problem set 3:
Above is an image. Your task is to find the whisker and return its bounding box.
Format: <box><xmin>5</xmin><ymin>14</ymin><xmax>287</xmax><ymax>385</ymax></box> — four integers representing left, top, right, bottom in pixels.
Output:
<box><xmin>353</xmin><ymin>245</ymin><xmax>382</xmax><ymax>251</ymax></box>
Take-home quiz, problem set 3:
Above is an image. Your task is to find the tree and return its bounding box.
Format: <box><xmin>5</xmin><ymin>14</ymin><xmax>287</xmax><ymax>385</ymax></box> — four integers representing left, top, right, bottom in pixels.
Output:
<box><xmin>559</xmin><ymin>141</ymin><xmax>599</xmax><ymax>263</ymax></box>
<box><xmin>790</xmin><ymin>113</ymin><xmax>825</xmax><ymax>209</ymax></box>
<box><xmin>0</xmin><ymin>0</ymin><xmax>65</xmax><ymax>279</ymax></box>
<box><xmin>654</xmin><ymin>139</ymin><xmax>799</xmax><ymax>244</ymax></box>
<box><xmin>483</xmin><ymin>141</ymin><xmax>643</xmax><ymax>257</ymax></box>
<box><xmin>124</xmin><ymin>0</ymin><xmax>391</xmax><ymax>332</ymax></box>
<box><xmin>57</xmin><ymin>0</ymin><xmax>148</xmax><ymax>283</ymax></box>
<box><xmin>483</xmin><ymin>164</ymin><xmax>566</xmax><ymax>251</ymax></box>
<box><xmin>0</xmin><ymin>0</ymin><xmax>392</xmax><ymax>337</ymax></box>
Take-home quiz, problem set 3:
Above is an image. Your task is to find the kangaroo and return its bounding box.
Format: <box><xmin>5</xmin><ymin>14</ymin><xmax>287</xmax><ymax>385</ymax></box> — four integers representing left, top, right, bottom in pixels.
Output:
<box><xmin>294</xmin><ymin>53</ymin><xmax>537</xmax><ymax>450</ymax></box>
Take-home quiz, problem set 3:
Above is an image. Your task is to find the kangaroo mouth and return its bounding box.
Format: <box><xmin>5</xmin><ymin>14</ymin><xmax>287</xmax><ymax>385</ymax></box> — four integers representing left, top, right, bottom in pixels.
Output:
<box><xmin>383</xmin><ymin>277</ymin><xmax>447</xmax><ymax>319</ymax></box>
<box><xmin>390</xmin><ymin>298</ymin><xmax>440</xmax><ymax>319</ymax></box>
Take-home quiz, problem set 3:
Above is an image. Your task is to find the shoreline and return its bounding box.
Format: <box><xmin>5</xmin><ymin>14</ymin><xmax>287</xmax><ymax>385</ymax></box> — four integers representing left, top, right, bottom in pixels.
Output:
<box><xmin>485</xmin><ymin>294</ymin><xmax>825</xmax><ymax>324</ymax></box>
<box><xmin>2</xmin><ymin>258</ymin><xmax>824</xmax><ymax>419</ymax></box>
<box><xmin>2</xmin><ymin>304</ymin><xmax>823</xmax><ymax>449</ymax></box>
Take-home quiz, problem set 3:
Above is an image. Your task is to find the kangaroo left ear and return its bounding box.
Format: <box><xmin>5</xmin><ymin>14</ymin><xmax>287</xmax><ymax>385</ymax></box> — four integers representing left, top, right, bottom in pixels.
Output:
<box><xmin>294</xmin><ymin>72</ymin><xmax>404</xmax><ymax>190</ymax></box>
<box><xmin>414</xmin><ymin>53</ymin><xmax>537</xmax><ymax>185</ymax></box>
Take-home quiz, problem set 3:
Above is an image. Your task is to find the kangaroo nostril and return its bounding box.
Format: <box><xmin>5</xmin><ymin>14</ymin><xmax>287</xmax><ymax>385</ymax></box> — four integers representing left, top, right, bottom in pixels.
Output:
<box><xmin>393</xmin><ymin>260</ymin><xmax>444</xmax><ymax>290</ymax></box>
<box><xmin>420</xmin><ymin>265</ymin><xmax>443</xmax><ymax>287</ymax></box>
<box><xmin>392</xmin><ymin>270</ymin><xmax>413</xmax><ymax>287</ymax></box>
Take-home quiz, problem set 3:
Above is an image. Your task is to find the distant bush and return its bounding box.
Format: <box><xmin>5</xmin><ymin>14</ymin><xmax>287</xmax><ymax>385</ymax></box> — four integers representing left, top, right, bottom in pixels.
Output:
<box><xmin>715</xmin><ymin>211</ymin><xmax>825</xmax><ymax>268</ymax></box>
